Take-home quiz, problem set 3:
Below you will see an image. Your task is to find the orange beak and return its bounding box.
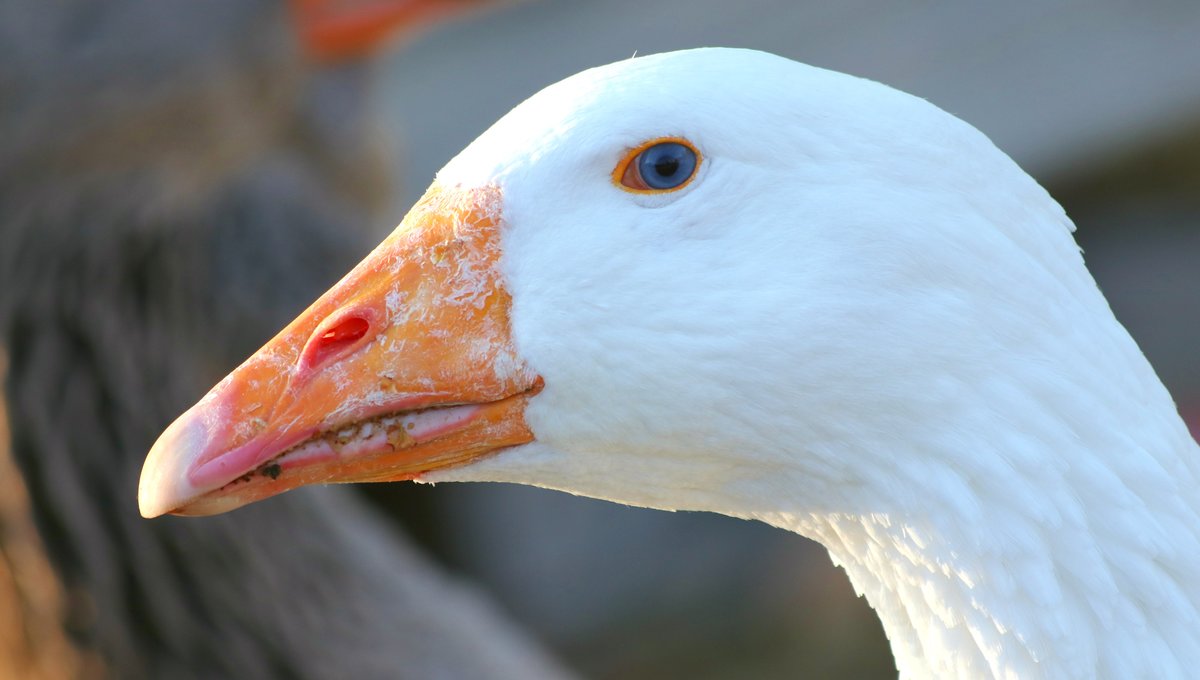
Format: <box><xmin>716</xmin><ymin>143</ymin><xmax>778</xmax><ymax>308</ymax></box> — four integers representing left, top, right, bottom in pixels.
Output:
<box><xmin>289</xmin><ymin>0</ymin><xmax>491</xmax><ymax>62</ymax></box>
<box><xmin>138</xmin><ymin>185</ymin><xmax>541</xmax><ymax>517</ymax></box>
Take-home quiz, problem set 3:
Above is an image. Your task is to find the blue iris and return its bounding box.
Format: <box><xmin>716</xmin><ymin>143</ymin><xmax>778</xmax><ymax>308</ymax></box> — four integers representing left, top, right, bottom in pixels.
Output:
<box><xmin>637</xmin><ymin>142</ymin><xmax>697</xmax><ymax>189</ymax></box>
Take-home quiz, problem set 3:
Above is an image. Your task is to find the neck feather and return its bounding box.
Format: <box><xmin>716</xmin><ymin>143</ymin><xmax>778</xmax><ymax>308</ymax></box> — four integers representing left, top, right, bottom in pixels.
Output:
<box><xmin>754</xmin><ymin>338</ymin><xmax>1200</xmax><ymax>678</ymax></box>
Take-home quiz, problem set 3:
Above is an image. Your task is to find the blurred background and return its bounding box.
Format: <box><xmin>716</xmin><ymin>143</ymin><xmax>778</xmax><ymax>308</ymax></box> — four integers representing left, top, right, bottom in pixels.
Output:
<box><xmin>3</xmin><ymin>1</ymin><xmax>1198</xmax><ymax>679</ymax></box>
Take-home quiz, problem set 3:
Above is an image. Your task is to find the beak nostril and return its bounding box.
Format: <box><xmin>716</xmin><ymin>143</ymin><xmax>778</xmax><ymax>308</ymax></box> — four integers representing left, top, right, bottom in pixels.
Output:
<box><xmin>319</xmin><ymin>316</ymin><xmax>369</xmax><ymax>345</ymax></box>
<box><xmin>306</xmin><ymin>315</ymin><xmax>371</xmax><ymax>370</ymax></box>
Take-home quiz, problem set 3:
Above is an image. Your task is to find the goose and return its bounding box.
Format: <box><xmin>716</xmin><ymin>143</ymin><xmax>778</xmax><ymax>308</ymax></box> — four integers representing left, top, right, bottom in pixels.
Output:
<box><xmin>0</xmin><ymin>1</ymin><xmax>565</xmax><ymax>677</ymax></box>
<box><xmin>139</xmin><ymin>48</ymin><xmax>1200</xmax><ymax>678</ymax></box>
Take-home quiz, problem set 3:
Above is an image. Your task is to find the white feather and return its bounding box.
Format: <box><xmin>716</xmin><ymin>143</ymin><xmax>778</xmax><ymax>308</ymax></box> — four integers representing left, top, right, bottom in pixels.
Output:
<box><xmin>430</xmin><ymin>48</ymin><xmax>1200</xmax><ymax>678</ymax></box>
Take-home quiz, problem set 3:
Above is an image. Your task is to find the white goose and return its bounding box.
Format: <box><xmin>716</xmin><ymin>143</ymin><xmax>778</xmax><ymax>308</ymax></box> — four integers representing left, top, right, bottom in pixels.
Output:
<box><xmin>139</xmin><ymin>48</ymin><xmax>1200</xmax><ymax>678</ymax></box>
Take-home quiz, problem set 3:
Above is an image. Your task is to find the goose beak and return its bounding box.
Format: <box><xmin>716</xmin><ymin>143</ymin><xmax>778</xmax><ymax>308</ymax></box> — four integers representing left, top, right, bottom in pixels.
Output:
<box><xmin>138</xmin><ymin>184</ymin><xmax>541</xmax><ymax>518</ymax></box>
<box><xmin>290</xmin><ymin>0</ymin><xmax>491</xmax><ymax>62</ymax></box>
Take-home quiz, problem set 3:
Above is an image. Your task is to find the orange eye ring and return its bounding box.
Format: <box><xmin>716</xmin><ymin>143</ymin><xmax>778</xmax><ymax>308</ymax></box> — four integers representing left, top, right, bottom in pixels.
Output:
<box><xmin>612</xmin><ymin>137</ymin><xmax>703</xmax><ymax>194</ymax></box>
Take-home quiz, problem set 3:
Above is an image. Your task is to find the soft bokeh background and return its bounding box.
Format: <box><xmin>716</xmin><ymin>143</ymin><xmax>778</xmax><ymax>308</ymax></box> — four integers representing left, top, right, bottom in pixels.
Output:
<box><xmin>4</xmin><ymin>1</ymin><xmax>1198</xmax><ymax>678</ymax></box>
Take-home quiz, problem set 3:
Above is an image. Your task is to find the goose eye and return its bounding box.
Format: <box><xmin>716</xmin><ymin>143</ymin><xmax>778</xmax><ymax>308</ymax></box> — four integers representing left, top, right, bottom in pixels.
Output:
<box><xmin>614</xmin><ymin>138</ymin><xmax>701</xmax><ymax>193</ymax></box>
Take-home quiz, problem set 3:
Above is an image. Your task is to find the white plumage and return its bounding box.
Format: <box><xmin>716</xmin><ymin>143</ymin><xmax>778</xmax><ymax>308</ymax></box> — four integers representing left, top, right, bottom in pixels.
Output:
<box><xmin>429</xmin><ymin>48</ymin><xmax>1200</xmax><ymax>678</ymax></box>
<box><xmin>141</xmin><ymin>47</ymin><xmax>1200</xmax><ymax>678</ymax></box>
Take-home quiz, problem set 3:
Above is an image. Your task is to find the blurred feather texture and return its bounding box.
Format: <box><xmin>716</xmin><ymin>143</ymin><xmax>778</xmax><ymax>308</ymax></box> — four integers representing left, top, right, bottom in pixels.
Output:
<box><xmin>0</xmin><ymin>1</ymin><xmax>566</xmax><ymax>678</ymax></box>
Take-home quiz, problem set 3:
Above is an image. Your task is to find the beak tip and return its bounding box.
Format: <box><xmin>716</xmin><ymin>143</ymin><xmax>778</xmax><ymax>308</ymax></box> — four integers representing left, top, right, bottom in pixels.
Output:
<box><xmin>137</xmin><ymin>497</ymin><xmax>165</xmax><ymax>519</ymax></box>
<box><xmin>137</xmin><ymin>471</ymin><xmax>173</xmax><ymax>519</ymax></box>
<box><xmin>138</xmin><ymin>411</ymin><xmax>208</xmax><ymax>518</ymax></box>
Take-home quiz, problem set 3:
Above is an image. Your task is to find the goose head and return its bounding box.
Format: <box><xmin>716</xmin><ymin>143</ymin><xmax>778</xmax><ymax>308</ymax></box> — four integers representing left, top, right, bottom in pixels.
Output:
<box><xmin>139</xmin><ymin>48</ymin><xmax>1200</xmax><ymax>676</ymax></box>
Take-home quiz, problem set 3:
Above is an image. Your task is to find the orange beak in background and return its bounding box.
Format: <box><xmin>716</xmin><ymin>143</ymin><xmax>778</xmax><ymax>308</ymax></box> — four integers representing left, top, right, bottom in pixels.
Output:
<box><xmin>289</xmin><ymin>0</ymin><xmax>493</xmax><ymax>62</ymax></box>
<box><xmin>138</xmin><ymin>185</ymin><xmax>542</xmax><ymax>518</ymax></box>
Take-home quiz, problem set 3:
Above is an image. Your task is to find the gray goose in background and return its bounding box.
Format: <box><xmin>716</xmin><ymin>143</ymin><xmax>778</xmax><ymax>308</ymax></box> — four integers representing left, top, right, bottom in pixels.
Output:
<box><xmin>0</xmin><ymin>1</ymin><xmax>568</xmax><ymax>678</ymax></box>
